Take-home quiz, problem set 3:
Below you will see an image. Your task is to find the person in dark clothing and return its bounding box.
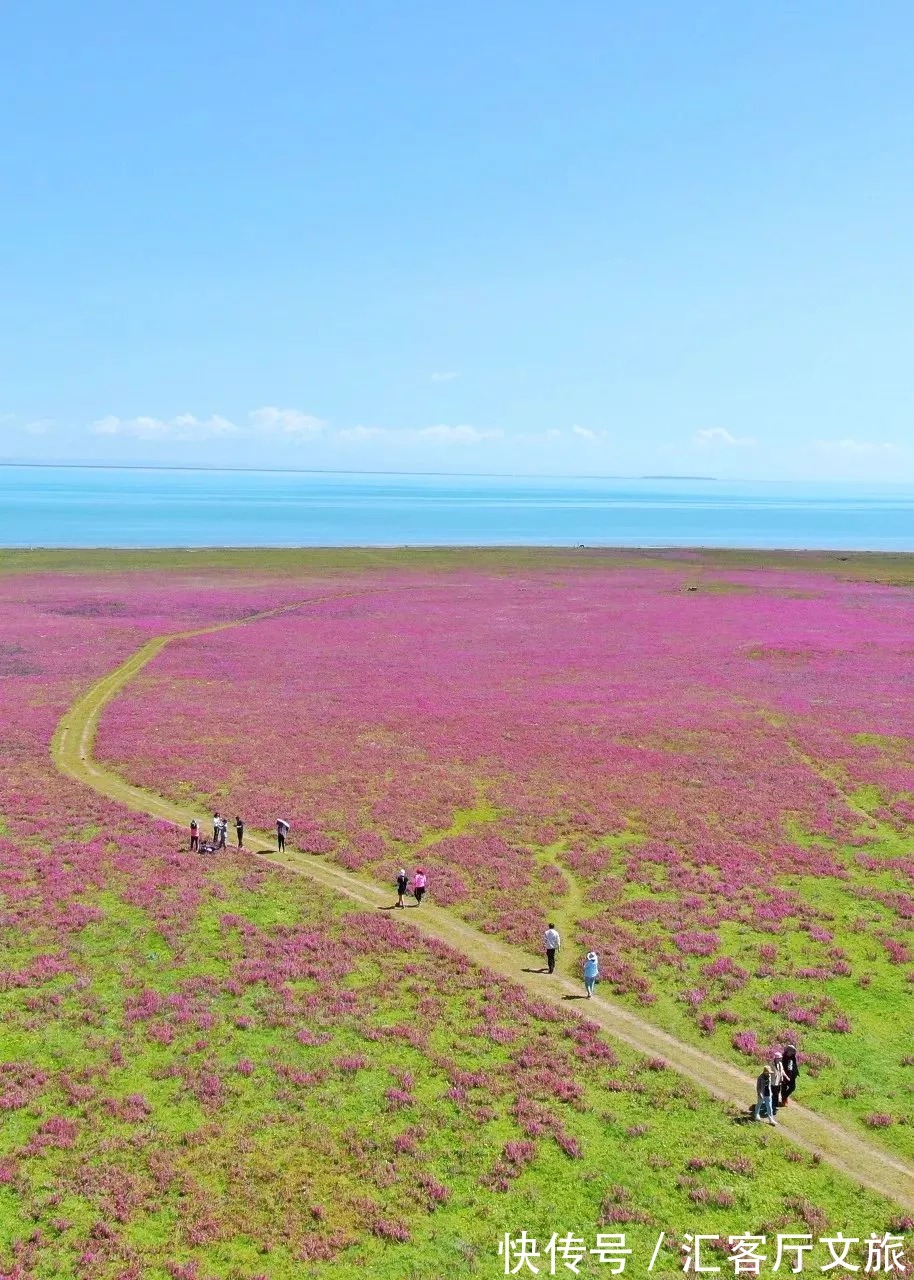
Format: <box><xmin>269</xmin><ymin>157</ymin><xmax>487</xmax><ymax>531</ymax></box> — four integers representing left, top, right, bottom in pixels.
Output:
<box><xmin>189</xmin><ymin>819</ymin><xmax>199</xmax><ymax>852</ymax></box>
<box><xmin>217</xmin><ymin>817</ymin><xmax>227</xmax><ymax>850</ymax></box>
<box><xmin>780</xmin><ymin>1044</ymin><xmax>800</xmax><ymax>1106</ymax></box>
<box><xmin>235</xmin><ymin>816</ymin><xmax>244</xmax><ymax>849</ymax></box>
<box><xmin>755</xmin><ymin>1066</ymin><xmax>777</xmax><ymax>1124</ymax></box>
<box><xmin>276</xmin><ymin>819</ymin><xmax>290</xmax><ymax>852</ymax></box>
<box><xmin>396</xmin><ymin>868</ymin><xmax>408</xmax><ymax>908</ymax></box>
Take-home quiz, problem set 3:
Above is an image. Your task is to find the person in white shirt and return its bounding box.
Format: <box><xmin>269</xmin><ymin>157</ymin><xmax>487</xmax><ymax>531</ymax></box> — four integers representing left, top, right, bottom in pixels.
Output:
<box><xmin>543</xmin><ymin>924</ymin><xmax>561</xmax><ymax>974</ymax></box>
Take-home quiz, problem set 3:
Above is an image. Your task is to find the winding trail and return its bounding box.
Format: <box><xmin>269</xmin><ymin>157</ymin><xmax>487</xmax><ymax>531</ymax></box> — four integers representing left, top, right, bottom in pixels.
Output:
<box><xmin>50</xmin><ymin>603</ymin><xmax>914</xmax><ymax>1213</ymax></box>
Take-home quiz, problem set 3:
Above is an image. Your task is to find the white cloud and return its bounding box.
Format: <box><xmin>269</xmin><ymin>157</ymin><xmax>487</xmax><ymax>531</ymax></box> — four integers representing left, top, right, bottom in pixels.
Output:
<box><xmin>339</xmin><ymin>425</ymin><xmax>385</xmax><ymax>441</ymax></box>
<box><xmin>692</xmin><ymin>427</ymin><xmax>755</xmax><ymax>448</ymax></box>
<box><xmin>334</xmin><ymin>423</ymin><xmax>504</xmax><ymax>445</ymax></box>
<box><xmin>92</xmin><ymin>415</ymin><xmax>167</xmax><ymax>438</ymax></box>
<box><xmin>814</xmin><ymin>438</ymin><xmax>898</xmax><ymax>456</ymax></box>
<box><xmin>90</xmin><ymin>414</ymin><xmax>238</xmax><ymax>440</ymax></box>
<box><xmin>430</xmin><ymin>371</ymin><xmax>458</xmax><ymax>382</ymax></box>
<box><xmin>88</xmin><ymin>407</ymin><xmax>326</xmax><ymax>441</ymax></box>
<box><xmin>75</xmin><ymin>410</ymin><xmax>629</xmax><ymax>456</ymax></box>
<box><xmin>418</xmin><ymin>424</ymin><xmax>501</xmax><ymax>444</ymax></box>
<box><xmin>248</xmin><ymin>406</ymin><xmax>326</xmax><ymax>436</ymax></box>
<box><xmin>23</xmin><ymin>420</ymin><xmax>52</xmax><ymax>436</ymax></box>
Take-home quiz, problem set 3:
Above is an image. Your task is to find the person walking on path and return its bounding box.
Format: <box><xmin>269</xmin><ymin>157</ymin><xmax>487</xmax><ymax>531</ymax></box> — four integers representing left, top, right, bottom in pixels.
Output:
<box><xmin>780</xmin><ymin>1044</ymin><xmax>799</xmax><ymax>1106</ymax></box>
<box><xmin>216</xmin><ymin>817</ymin><xmax>227</xmax><ymax>851</ymax></box>
<box><xmin>770</xmin><ymin>1053</ymin><xmax>786</xmax><ymax>1116</ymax></box>
<box><xmin>276</xmin><ymin>819</ymin><xmax>290</xmax><ymax>853</ymax></box>
<box><xmin>189</xmin><ymin>819</ymin><xmax>199</xmax><ymax>852</ymax></box>
<box><xmin>755</xmin><ymin>1066</ymin><xmax>777</xmax><ymax>1125</ymax></box>
<box><xmin>543</xmin><ymin>924</ymin><xmax>561</xmax><ymax>974</ymax></box>
<box><xmin>396</xmin><ymin>868</ymin><xmax>409</xmax><ymax>908</ymax></box>
<box><xmin>583</xmin><ymin>950</ymin><xmax>599</xmax><ymax>998</ymax></box>
<box><xmin>413</xmin><ymin>869</ymin><xmax>427</xmax><ymax>905</ymax></box>
<box><xmin>235</xmin><ymin>816</ymin><xmax>244</xmax><ymax>849</ymax></box>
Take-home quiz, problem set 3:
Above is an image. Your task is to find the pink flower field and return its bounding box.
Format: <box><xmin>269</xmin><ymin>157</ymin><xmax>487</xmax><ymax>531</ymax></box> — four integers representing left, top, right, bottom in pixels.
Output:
<box><xmin>94</xmin><ymin>562</ymin><xmax>914</xmax><ymax>1150</ymax></box>
<box><xmin>1</xmin><ymin>556</ymin><xmax>912</xmax><ymax>1277</ymax></box>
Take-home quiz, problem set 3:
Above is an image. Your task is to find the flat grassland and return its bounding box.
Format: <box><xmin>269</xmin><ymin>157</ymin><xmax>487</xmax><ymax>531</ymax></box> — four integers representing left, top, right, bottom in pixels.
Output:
<box><xmin>2</xmin><ymin>549</ymin><xmax>913</xmax><ymax>1278</ymax></box>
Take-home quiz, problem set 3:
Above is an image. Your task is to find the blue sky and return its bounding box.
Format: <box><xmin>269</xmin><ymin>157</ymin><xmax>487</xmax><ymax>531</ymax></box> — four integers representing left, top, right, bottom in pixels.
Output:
<box><xmin>2</xmin><ymin>1</ymin><xmax>913</xmax><ymax>479</ymax></box>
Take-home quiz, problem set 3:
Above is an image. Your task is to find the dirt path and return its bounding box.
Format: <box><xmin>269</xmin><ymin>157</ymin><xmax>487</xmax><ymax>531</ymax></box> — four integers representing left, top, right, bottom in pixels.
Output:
<box><xmin>50</xmin><ymin>609</ymin><xmax>914</xmax><ymax>1213</ymax></box>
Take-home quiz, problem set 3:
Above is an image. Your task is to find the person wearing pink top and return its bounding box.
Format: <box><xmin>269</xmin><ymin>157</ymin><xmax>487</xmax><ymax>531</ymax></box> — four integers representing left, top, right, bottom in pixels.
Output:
<box><xmin>413</xmin><ymin>869</ymin><xmax>427</xmax><ymax>905</ymax></box>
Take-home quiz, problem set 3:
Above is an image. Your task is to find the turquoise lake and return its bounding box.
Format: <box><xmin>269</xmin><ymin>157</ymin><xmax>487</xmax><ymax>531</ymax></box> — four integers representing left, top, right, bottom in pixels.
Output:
<box><xmin>2</xmin><ymin>466</ymin><xmax>914</xmax><ymax>549</ymax></box>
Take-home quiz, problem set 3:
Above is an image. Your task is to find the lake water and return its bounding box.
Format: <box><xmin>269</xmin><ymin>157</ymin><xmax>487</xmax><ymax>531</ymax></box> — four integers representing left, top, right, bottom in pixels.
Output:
<box><xmin>2</xmin><ymin>466</ymin><xmax>914</xmax><ymax>550</ymax></box>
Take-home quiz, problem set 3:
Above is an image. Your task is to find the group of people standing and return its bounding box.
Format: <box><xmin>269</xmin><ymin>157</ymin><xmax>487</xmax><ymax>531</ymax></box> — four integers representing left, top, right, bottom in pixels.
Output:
<box><xmin>188</xmin><ymin>821</ymin><xmax>432</xmax><ymax>916</ymax></box>
<box><xmin>543</xmin><ymin>924</ymin><xmax>600</xmax><ymax>998</ymax></box>
<box><xmin>190</xmin><ymin>815</ymin><xmax>289</xmax><ymax>853</ymax></box>
<box><xmin>189</xmin><ymin>814</ymin><xmax>244</xmax><ymax>851</ymax></box>
<box><xmin>191</xmin><ymin>817</ymin><xmax>431</xmax><ymax>908</ymax></box>
<box><xmin>755</xmin><ymin>1045</ymin><xmax>800</xmax><ymax>1124</ymax></box>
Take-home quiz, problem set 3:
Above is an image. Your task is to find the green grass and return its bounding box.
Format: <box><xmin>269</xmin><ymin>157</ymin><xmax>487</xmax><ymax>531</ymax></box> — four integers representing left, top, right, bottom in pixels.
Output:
<box><xmin>561</xmin><ymin>836</ymin><xmax>914</xmax><ymax>1158</ymax></box>
<box><xmin>6</xmin><ymin>545</ymin><xmax>914</xmax><ymax>586</ymax></box>
<box><xmin>2</xmin><ymin>842</ymin><xmax>906</xmax><ymax>1279</ymax></box>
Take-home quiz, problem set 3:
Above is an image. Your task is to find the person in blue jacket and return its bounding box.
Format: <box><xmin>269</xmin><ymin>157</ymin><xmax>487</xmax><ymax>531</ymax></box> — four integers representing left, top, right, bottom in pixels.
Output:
<box><xmin>583</xmin><ymin>951</ymin><xmax>599</xmax><ymax>998</ymax></box>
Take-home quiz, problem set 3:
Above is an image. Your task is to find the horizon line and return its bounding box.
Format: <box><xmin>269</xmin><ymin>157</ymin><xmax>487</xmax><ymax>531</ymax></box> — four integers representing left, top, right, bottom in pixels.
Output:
<box><xmin>0</xmin><ymin>460</ymin><xmax>720</xmax><ymax>482</ymax></box>
<box><xmin>4</xmin><ymin>461</ymin><xmax>914</xmax><ymax>486</ymax></box>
